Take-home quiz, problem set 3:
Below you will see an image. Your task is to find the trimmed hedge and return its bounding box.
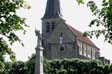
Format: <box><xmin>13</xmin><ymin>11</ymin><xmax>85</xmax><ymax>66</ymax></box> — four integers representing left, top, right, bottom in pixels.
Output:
<box><xmin>44</xmin><ymin>59</ymin><xmax>112</xmax><ymax>74</ymax></box>
<box><xmin>2</xmin><ymin>58</ymin><xmax>112</xmax><ymax>74</ymax></box>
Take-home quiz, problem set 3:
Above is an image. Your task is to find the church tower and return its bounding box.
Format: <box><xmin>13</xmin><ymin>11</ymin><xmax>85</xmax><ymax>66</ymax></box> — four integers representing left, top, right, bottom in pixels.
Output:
<box><xmin>42</xmin><ymin>0</ymin><xmax>62</xmax><ymax>37</ymax></box>
<box><xmin>42</xmin><ymin>0</ymin><xmax>63</xmax><ymax>59</ymax></box>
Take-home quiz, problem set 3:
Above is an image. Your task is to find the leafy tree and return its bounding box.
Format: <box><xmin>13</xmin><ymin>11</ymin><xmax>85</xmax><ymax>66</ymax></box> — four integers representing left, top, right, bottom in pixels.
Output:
<box><xmin>11</xmin><ymin>61</ymin><xmax>26</xmax><ymax>74</ymax></box>
<box><xmin>0</xmin><ymin>0</ymin><xmax>30</xmax><ymax>73</ymax></box>
<box><xmin>1</xmin><ymin>61</ymin><xmax>27</xmax><ymax>74</ymax></box>
<box><xmin>26</xmin><ymin>54</ymin><xmax>36</xmax><ymax>74</ymax></box>
<box><xmin>1</xmin><ymin>62</ymin><xmax>12</xmax><ymax>74</ymax></box>
<box><xmin>77</xmin><ymin>0</ymin><xmax>112</xmax><ymax>44</ymax></box>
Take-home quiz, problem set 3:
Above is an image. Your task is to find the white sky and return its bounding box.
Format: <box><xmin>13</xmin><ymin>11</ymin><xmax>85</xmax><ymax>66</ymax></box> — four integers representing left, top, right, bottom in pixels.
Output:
<box><xmin>11</xmin><ymin>0</ymin><xmax>112</xmax><ymax>61</ymax></box>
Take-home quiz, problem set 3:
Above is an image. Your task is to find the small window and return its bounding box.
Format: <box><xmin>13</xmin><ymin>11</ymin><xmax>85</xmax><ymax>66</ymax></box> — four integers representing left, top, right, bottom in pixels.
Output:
<box><xmin>51</xmin><ymin>22</ymin><xmax>55</xmax><ymax>30</ymax></box>
<box><xmin>83</xmin><ymin>46</ymin><xmax>86</xmax><ymax>56</ymax></box>
<box><xmin>79</xmin><ymin>47</ymin><xmax>82</xmax><ymax>55</ymax></box>
<box><xmin>78</xmin><ymin>42</ymin><xmax>82</xmax><ymax>55</ymax></box>
<box><xmin>82</xmin><ymin>44</ymin><xmax>85</xmax><ymax>56</ymax></box>
<box><xmin>46</xmin><ymin>24</ymin><xmax>50</xmax><ymax>32</ymax></box>
<box><xmin>88</xmin><ymin>48</ymin><xmax>91</xmax><ymax>58</ymax></box>
<box><xmin>92</xmin><ymin>49</ymin><xmax>95</xmax><ymax>59</ymax></box>
<box><xmin>59</xmin><ymin>33</ymin><xmax>63</xmax><ymax>44</ymax></box>
<box><xmin>86</xmin><ymin>47</ymin><xmax>91</xmax><ymax>58</ymax></box>
<box><xmin>47</xmin><ymin>22</ymin><xmax>50</xmax><ymax>25</ymax></box>
<box><xmin>60</xmin><ymin>32</ymin><xmax>62</xmax><ymax>37</ymax></box>
<box><xmin>59</xmin><ymin>46</ymin><xmax>64</xmax><ymax>52</ymax></box>
<box><xmin>52</xmin><ymin>24</ymin><xmax>55</xmax><ymax>30</ymax></box>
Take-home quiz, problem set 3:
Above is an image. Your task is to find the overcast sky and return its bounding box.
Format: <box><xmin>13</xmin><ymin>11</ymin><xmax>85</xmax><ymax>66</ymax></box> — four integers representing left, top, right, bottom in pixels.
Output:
<box><xmin>10</xmin><ymin>0</ymin><xmax>112</xmax><ymax>61</ymax></box>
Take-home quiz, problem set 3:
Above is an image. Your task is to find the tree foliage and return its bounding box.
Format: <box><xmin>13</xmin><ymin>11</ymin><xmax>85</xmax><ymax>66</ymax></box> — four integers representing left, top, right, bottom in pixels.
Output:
<box><xmin>2</xmin><ymin>61</ymin><xmax>27</xmax><ymax>74</ymax></box>
<box><xmin>77</xmin><ymin>0</ymin><xmax>112</xmax><ymax>44</ymax></box>
<box><xmin>0</xmin><ymin>0</ymin><xmax>29</xmax><ymax>73</ymax></box>
<box><xmin>25</xmin><ymin>54</ymin><xmax>35</xmax><ymax>74</ymax></box>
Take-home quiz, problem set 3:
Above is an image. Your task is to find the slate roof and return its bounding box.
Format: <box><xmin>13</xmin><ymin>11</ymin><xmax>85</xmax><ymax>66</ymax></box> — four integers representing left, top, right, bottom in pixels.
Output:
<box><xmin>42</xmin><ymin>0</ymin><xmax>62</xmax><ymax>19</ymax></box>
<box><xmin>66</xmin><ymin>24</ymin><xmax>99</xmax><ymax>49</ymax></box>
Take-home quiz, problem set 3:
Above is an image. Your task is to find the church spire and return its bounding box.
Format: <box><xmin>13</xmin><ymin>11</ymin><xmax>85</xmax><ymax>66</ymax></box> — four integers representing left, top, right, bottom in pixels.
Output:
<box><xmin>42</xmin><ymin>0</ymin><xmax>62</xmax><ymax>19</ymax></box>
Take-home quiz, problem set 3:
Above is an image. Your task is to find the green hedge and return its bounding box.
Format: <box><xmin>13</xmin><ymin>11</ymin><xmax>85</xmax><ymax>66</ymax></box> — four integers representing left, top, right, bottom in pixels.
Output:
<box><xmin>2</xmin><ymin>58</ymin><xmax>112</xmax><ymax>74</ymax></box>
<box><xmin>44</xmin><ymin>59</ymin><xmax>112</xmax><ymax>74</ymax></box>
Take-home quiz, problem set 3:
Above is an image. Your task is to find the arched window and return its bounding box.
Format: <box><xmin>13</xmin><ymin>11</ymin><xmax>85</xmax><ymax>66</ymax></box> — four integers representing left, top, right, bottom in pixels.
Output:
<box><xmin>46</xmin><ymin>22</ymin><xmax>50</xmax><ymax>32</ymax></box>
<box><xmin>59</xmin><ymin>33</ymin><xmax>63</xmax><ymax>44</ymax></box>
<box><xmin>52</xmin><ymin>22</ymin><xmax>55</xmax><ymax>30</ymax></box>
<box><xmin>78</xmin><ymin>41</ymin><xmax>82</xmax><ymax>55</ymax></box>
<box><xmin>83</xmin><ymin>44</ymin><xmax>87</xmax><ymax>56</ymax></box>
<box><xmin>86</xmin><ymin>46</ymin><xmax>91</xmax><ymax>58</ymax></box>
<box><xmin>52</xmin><ymin>24</ymin><xmax>55</xmax><ymax>30</ymax></box>
<box><xmin>92</xmin><ymin>49</ymin><xmax>95</xmax><ymax>59</ymax></box>
<box><xmin>88</xmin><ymin>48</ymin><xmax>91</xmax><ymax>58</ymax></box>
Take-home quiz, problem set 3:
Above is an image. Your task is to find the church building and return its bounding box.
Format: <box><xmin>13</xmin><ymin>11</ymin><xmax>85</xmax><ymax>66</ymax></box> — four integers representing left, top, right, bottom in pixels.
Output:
<box><xmin>41</xmin><ymin>0</ymin><xmax>110</xmax><ymax>64</ymax></box>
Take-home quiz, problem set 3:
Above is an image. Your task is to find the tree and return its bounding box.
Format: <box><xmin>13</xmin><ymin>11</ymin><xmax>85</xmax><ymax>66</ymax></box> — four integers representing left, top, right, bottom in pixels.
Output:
<box><xmin>0</xmin><ymin>0</ymin><xmax>30</xmax><ymax>73</ymax></box>
<box><xmin>25</xmin><ymin>54</ymin><xmax>35</xmax><ymax>74</ymax></box>
<box><xmin>11</xmin><ymin>61</ymin><xmax>26</xmax><ymax>74</ymax></box>
<box><xmin>77</xmin><ymin>0</ymin><xmax>112</xmax><ymax>44</ymax></box>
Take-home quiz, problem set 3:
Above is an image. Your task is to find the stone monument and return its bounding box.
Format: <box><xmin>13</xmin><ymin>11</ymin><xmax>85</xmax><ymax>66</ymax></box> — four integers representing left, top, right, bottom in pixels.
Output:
<box><xmin>34</xmin><ymin>30</ymin><xmax>44</xmax><ymax>74</ymax></box>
